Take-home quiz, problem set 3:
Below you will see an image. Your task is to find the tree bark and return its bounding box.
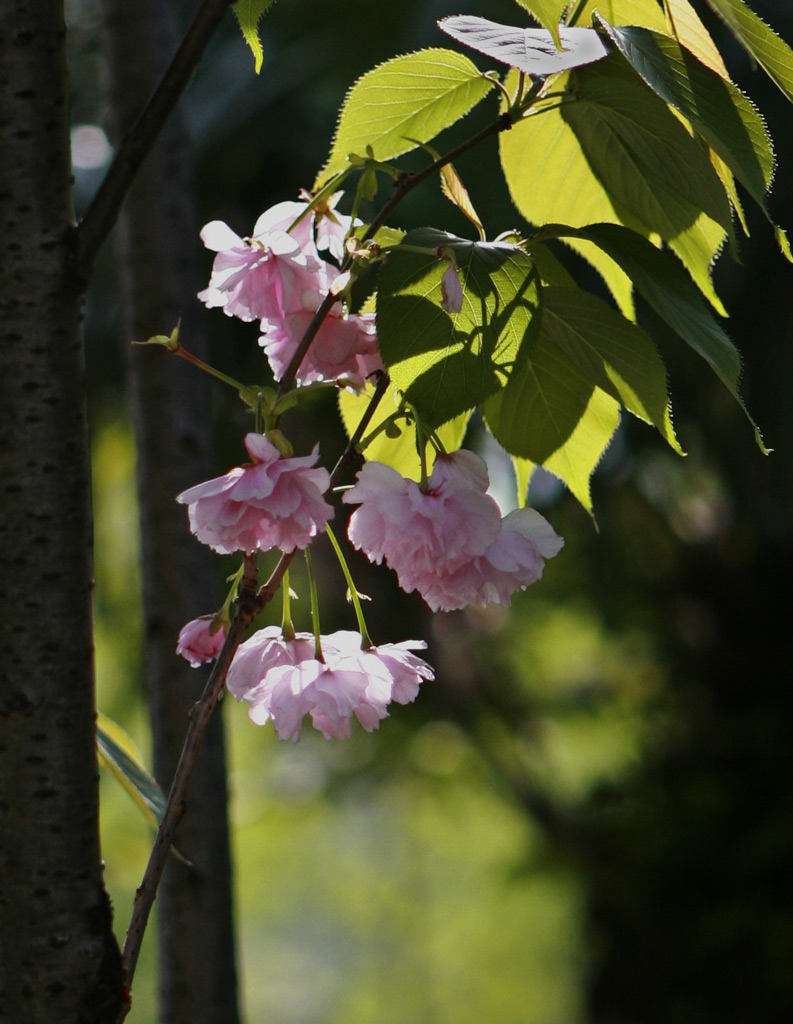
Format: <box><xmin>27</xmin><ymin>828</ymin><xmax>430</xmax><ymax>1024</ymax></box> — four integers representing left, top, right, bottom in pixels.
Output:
<box><xmin>0</xmin><ymin>3</ymin><xmax>124</xmax><ymax>1022</ymax></box>
<box><xmin>100</xmin><ymin>2</ymin><xmax>240</xmax><ymax>1022</ymax></box>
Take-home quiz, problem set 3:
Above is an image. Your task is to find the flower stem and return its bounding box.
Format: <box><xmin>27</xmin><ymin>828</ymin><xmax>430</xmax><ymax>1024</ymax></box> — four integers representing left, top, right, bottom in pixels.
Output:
<box><xmin>172</xmin><ymin>343</ymin><xmax>251</xmax><ymax>394</ymax></box>
<box><xmin>325</xmin><ymin>525</ymin><xmax>372</xmax><ymax>648</ymax></box>
<box><xmin>281</xmin><ymin>568</ymin><xmax>296</xmax><ymax>640</ymax></box>
<box><xmin>303</xmin><ymin>546</ymin><xmax>324</xmax><ymax>659</ymax></box>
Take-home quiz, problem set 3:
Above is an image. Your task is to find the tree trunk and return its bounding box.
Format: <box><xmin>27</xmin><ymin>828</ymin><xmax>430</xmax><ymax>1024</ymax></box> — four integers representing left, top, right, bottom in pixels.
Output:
<box><xmin>0</xmin><ymin>3</ymin><xmax>124</xmax><ymax>1022</ymax></box>
<box><xmin>99</xmin><ymin>2</ymin><xmax>241</xmax><ymax>1022</ymax></box>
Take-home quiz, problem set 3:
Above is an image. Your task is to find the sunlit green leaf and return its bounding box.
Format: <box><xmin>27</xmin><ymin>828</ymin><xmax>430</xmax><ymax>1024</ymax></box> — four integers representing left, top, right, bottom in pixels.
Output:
<box><xmin>511</xmin><ymin>454</ymin><xmax>536</xmax><ymax>508</ymax></box>
<box><xmin>500</xmin><ymin>55</ymin><xmax>732</xmax><ymax>313</ymax></box>
<box><xmin>500</xmin><ymin>86</ymin><xmax>636</xmax><ymax>314</ymax></box>
<box><xmin>540</xmin><ymin>388</ymin><xmax>620</xmax><ymax>515</ymax></box>
<box><xmin>376</xmin><ymin>228</ymin><xmax>541</xmax><ymax>428</ymax></box>
<box><xmin>97</xmin><ymin>712</ymin><xmax>165</xmax><ymax>829</ymax></box>
<box><xmin>338</xmin><ymin>382</ymin><xmax>470</xmax><ymax>481</ymax></box>
<box><xmin>569</xmin><ymin>0</ymin><xmax>667</xmax><ymax>31</ymax></box>
<box><xmin>440</xmin><ymin>163</ymin><xmax>484</xmax><ymax>239</ymax></box>
<box><xmin>541</xmin><ymin>286</ymin><xmax>681</xmax><ymax>452</ymax></box>
<box><xmin>664</xmin><ymin>0</ymin><xmax>730</xmax><ymax>77</ymax></box>
<box><xmin>560</xmin><ymin>54</ymin><xmax>733</xmax><ymax>306</ymax></box>
<box><xmin>231</xmin><ymin>0</ymin><xmax>277</xmax><ymax>74</ymax></box>
<box><xmin>537</xmin><ymin>222</ymin><xmax>768</xmax><ymax>450</ymax></box>
<box><xmin>315</xmin><ymin>50</ymin><xmax>494</xmax><ymax>188</ymax></box>
<box><xmin>512</xmin><ymin>1</ymin><xmax>569</xmax><ymax>47</ymax></box>
<box><xmin>706</xmin><ymin>0</ymin><xmax>793</xmax><ymax>103</ymax></box>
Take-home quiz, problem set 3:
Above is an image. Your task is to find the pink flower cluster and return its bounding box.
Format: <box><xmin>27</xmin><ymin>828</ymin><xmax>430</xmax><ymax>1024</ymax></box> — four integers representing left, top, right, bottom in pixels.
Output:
<box><xmin>343</xmin><ymin>450</ymin><xmax>563</xmax><ymax>611</ymax></box>
<box><xmin>176</xmin><ymin>432</ymin><xmax>333</xmax><ymax>555</ymax></box>
<box><xmin>199</xmin><ymin>199</ymin><xmax>383</xmax><ymax>388</ymax></box>
<box><xmin>226</xmin><ymin>627</ymin><xmax>434</xmax><ymax>740</ymax></box>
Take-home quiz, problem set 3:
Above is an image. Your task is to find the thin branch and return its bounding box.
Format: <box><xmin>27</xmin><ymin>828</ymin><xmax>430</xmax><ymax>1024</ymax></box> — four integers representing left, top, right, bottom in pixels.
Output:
<box><xmin>118</xmin><ymin>552</ymin><xmax>259</xmax><ymax>1010</ymax></box>
<box><xmin>77</xmin><ymin>0</ymin><xmax>234</xmax><ymax>278</ymax></box>
<box><xmin>361</xmin><ymin>112</ymin><xmax>513</xmax><ymax>246</ymax></box>
<box><xmin>116</xmin><ymin>366</ymin><xmax>389</xmax><ymax>1018</ymax></box>
<box><xmin>274</xmin><ymin>290</ymin><xmax>340</xmax><ymax>399</ymax></box>
<box><xmin>329</xmin><ymin>370</ymin><xmax>390</xmax><ymax>486</ymax></box>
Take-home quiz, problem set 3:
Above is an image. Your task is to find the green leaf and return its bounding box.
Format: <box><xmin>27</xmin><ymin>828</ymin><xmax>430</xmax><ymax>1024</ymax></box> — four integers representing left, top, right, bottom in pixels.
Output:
<box><xmin>599</xmin><ymin>23</ymin><xmax>785</xmax><ymax>249</ymax></box>
<box><xmin>500</xmin><ymin>86</ymin><xmax>637</xmax><ymax>314</ymax></box>
<box><xmin>570</xmin><ymin>0</ymin><xmax>668</xmax><ymax>32</ymax></box>
<box><xmin>511</xmin><ymin>454</ymin><xmax>536</xmax><ymax>507</ymax></box>
<box><xmin>540</xmin><ymin>388</ymin><xmax>620</xmax><ymax>514</ymax></box>
<box><xmin>338</xmin><ymin>383</ymin><xmax>470</xmax><ymax>481</ymax></box>
<box><xmin>483</xmin><ymin>331</ymin><xmax>621</xmax><ymax>515</ymax></box>
<box><xmin>537</xmin><ymin>222</ymin><xmax>768</xmax><ymax>450</ymax></box>
<box><xmin>706</xmin><ymin>0</ymin><xmax>793</xmax><ymax>103</ymax></box>
<box><xmin>541</xmin><ymin>286</ymin><xmax>682</xmax><ymax>452</ymax></box>
<box><xmin>500</xmin><ymin>56</ymin><xmax>733</xmax><ymax>312</ymax></box>
<box><xmin>512</xmin><ymin>0</ymin><xmax>569</xmax><ymax>47</ymax></box>
<box><xmin>315</xmin><ymin>50</ymin><xmax>494</xmax><ymax>188</ymax></box>
<box><xmin>664</xmin><ymin>0</ymin><xmax>730</xmax><ymax>77</ymax></box>
<box><xmin>440</xmin><ymin>162</ymin><xmax>485</xmax><ymax>239</ymax></box>
<box><xmin>231</xmin><ymin>0</ymin><xmax>276</xmax><ymax>74</ymax></box>
<box><xmin>97</xmin><ymin>712</ymin><xmax>166</xmax><ymax>829</ymax></box>
<box><xmin>560</xmin><ymin>54</ymin><xmax>733</xmax><ymax>306</ymax></box>
<box><xmin>376</xmin><ymin>228</ymin><xmax>542</xmax><ymax>429</ymax></box>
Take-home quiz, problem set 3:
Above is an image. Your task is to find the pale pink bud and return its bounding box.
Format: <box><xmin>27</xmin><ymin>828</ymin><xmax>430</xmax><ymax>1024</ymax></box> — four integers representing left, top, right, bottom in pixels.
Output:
<box><xmin>440</xmin><ymin>258</ymin><xmax>463</xmax><ymax>313</ymax></box>
<box><xmin>176</xmin><ymin>615</ymin><xmax>227</xmax><ymax>667</ymax></box>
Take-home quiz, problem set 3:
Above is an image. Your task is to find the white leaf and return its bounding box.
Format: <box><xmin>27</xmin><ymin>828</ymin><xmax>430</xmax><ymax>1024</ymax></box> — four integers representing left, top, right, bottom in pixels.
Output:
<box><xmin>438</xmin><ymin>16</ymin><xmax>609</xmax><ymax>75</ymax></box>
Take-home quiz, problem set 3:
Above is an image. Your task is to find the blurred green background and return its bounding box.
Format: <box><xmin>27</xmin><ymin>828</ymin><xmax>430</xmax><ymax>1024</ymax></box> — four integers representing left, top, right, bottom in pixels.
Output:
<box><xmin>69</xmin><ymin>0</ymin><xmax>793</xmax><ymax>1021</ymax></box>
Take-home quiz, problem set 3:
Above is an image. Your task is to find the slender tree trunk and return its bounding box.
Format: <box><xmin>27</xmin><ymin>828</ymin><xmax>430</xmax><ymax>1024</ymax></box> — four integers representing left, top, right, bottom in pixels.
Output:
<box><xmin>0</xmin><ymin>3</ymin><xmax>124</xmax><ymax>1022</ymax></box>
<box><xmin>100</xmin><ymin>2</ymin><xmax>241</xmax><ymax>1022</ymax></box>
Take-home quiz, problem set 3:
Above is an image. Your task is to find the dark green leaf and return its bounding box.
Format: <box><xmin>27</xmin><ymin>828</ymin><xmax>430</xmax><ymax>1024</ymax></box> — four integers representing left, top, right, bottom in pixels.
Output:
<box><xmin>561</xmin><ymin>53</ymin><xmax>734</xmax><ymax>246</ymax></box>
<box><xmin>534</xmin><ymin>223</ymin><xmax>768</xmax><ymax>450</ymax></box>
<box><xmin>483</xmin><ymin>332</ymin><xmax>621</xmax><ymax>514</ymax></box>
<box><xmin>541</xmin><ymin>286</ymin><xmax>682</xmax><ymax>452</ymax></box>
<box><xmin>376</xmin><ymin>228</ymin><xmax>541</xmax><ymax>428</ymax></box>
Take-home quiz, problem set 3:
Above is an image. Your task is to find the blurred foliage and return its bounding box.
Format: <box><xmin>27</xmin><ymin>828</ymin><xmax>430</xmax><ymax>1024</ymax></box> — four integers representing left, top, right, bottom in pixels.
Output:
<box><xmin>76</xmin><ymin>0</ymin><xmax>793</xmax><ymax>1022</ymax></box>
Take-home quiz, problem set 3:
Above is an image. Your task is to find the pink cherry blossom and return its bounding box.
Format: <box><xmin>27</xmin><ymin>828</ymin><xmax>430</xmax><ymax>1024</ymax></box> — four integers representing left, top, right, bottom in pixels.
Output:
<box><xmin>176</xmin><ymin>433</ymin><xmax>333</xmax><ymax>555</ymax></box>
<box><xmin>408</xmin><ymin>506</ymin><xmax>564</xmax><ymax>611</ymax></box>
<box><xmin>329</xmin><ymin>632</ymin><xmax>435</xmax><ymax>708</ymax></box>
<box><xmin>259</xmin><ymin>307</ymin><xmax>383</xmax><ymax>388</ymax></box>
<box><xmin>176</xmin><ymin>614</ymin><xmax>227</xmax><ymax>667</ymax></box>
<box><xmin>343</xmin><ymin>451</ymin><xmax>564</xmax><ymax>611</ymax></box>
<box><xmin>254</xmin><ymin>197</ymin><xmax>356</xmax><ymax>263</ymax></box>
<box><xmin>344</xmin><ymin>451</ymin><xmax>502</xmax><ymax>586</ymax></box>
<box><xmin>226</xmin><ymin>627</ymin><xmax>433</xmax><ymax>740</ymax></box>
<box><xmin>197</xmin><ymin>198</ymin><xmax>359</xmax><ymax>325</ymax></box>
<box><xmin>197</xmin><ymin>215</ymin><xmax>324</xmax><ymax>324</ymax></box>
